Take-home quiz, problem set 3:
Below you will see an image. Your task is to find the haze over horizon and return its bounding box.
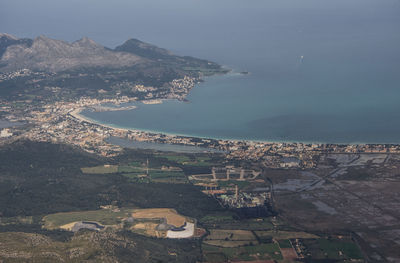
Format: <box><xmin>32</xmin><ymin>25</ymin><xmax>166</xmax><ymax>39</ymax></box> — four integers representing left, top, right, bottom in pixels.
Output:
<box><xmin>2</xmin><ymin>0</ymin><xmax>399</xmax><ymax>53</ymax></box>
<box><xmin>2</xmin><ymin>0</ymin><xmax>400</xmax><ymax>143</ymax></box>
<box><xmin>2</xmin><ymin>1</ymin><xmax>400</xmax><ymax>262</ymax></box>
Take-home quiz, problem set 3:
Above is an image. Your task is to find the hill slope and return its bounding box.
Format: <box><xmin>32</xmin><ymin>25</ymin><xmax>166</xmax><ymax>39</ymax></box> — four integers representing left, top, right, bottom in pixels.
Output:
<box><xmin>0</xmin><ymin>33</ymin><xmax>228</xmax><ymax>101</ymax></box>
<box><xmin>0</xmin><ymin>35</ymin><xmax>143</xmax><ymax>72</ymax></box>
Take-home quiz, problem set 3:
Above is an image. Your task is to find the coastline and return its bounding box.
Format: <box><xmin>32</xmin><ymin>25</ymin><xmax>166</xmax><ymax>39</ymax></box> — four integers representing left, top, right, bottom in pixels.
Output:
<box><xmin>70</xmin><ymin>70</ymin><xmax>400</xmax><ymax>146</ymax></box>
<box><xmin>71</xmin><ymin>107</ymin><xmax>229</xmax><ymax>141</ymax></box>
<box><xmin>70</xmin><ymin>108</ymin><xmax>132</xmax><ymax>133</ymax></box>
<box><xmin>67</xmin><ymin>71</ymin><xmax>261</xmax><ymax>146</ymax></box>
<box><xmin>21</xmin><ymin>81</ymin><xmax>400</xmax><ymax>161</ymax></box>
<box><xmin>72</xmin><ymin>107</ymin><xmax>400</xmax><ymax>146</ymax></box>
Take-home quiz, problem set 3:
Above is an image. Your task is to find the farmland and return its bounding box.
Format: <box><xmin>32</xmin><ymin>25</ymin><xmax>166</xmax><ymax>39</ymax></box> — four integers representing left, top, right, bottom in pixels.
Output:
<box><xmin>202</xmin><ymin>243</ymin><xmax>283</xmax><ymax>262</ymax></box>
<box><xmin>1</xmin><ymin>141</ymin><xmax>391</xmax><ymax>262</ymax></box>
<box><xmin>254</xmin><ymin>230</ymin><xmax>319</xmax><ymax>240</ymax></box>
<box><xmin>299</xmin><ymin>237</ymin><xmax>364</xmax><ymax>262</ymax></box>
<box><xmin>81</xmin><ymin>162</ymin><xmax>187</xmax><ymax>184</ymax></box>
<box><xmin>42</xmin><ymin>207</ymin><xmax>200</xmax><ymax>239</ymax></box>
<box><xmin>43</xmin><ymin>207</ymin><xmax>134</xmax><ymax>230</ymax></box>
<box><xmin>199</xmin><ymin>213</ymin><xmax>327</xmax><ymax>262</ymax></box>
<box><xmin>132</xmin><ymin>208</ymin><xmax>187</xmax><ymax>227</ymax></box>
<box><xmin>200</xmin><ymin>215</ymin><xmax>276</xmax><ymax>231</ymax></box>
<box><xmin>81</xmin><ymin>165</ymin><xmax>118</xmax><ymax>174</ymax></box>
<box><xmin>200</xmin><ymin>214</ymin><xmax>301</xmax><ymax>261</ymax></box>
<box><xmin>204</xmin><ymin>229</ymin><xmax>258</xmax><ymax>247</ymax></box>
<box><xmin>160</xmin><ymin>154</ymin><xmax>216</xmax><ymax>167</ymax></box>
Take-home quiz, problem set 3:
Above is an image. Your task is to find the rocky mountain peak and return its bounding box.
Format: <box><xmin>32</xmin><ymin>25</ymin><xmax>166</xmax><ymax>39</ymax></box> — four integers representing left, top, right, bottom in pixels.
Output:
<box><xmin>0</xmin><ymin>34</ymin><xmax>142</xmax><ymax>73</ymax></box>
<box><xmin>73</xmin><ymin>37</ymin><xmax>100</xmax><ymax>48</ymax></box>
<box><xmin>115</xmin><ymin>38</ymin><xmax>173</xmax><ymax>59</ymax></box>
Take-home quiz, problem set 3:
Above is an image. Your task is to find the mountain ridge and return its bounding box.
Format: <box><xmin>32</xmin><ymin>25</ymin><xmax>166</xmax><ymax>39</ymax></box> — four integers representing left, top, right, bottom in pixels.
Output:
<box><xmin>0</xmin><ymin>34</ymin><xmax>145</xmax><ymax>72</ymax></box>
<box><xmin>0</xmin><ymin>33</ymin><xmax>228</xmax><ymax>101</ymax></box>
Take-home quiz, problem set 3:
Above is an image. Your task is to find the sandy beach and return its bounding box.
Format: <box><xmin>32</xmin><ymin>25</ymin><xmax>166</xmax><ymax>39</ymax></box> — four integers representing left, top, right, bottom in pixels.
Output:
<box><xmin>70</xmin><ymin>108</ymin><xmax>131</xmax><ymax>133</ymax></box>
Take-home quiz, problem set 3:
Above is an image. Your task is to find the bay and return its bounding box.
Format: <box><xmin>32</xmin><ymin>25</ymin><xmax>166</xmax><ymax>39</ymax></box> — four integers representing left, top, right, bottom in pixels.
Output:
<box><xmin>2</xmin><ymin>0</ymin><xmax>400</xmax><ymax>143</ymax></box>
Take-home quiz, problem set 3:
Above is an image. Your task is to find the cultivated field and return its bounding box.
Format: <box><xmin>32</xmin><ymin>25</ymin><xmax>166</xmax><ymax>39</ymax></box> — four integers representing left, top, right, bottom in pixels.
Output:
<box><xmin>301</xmin><ymin>238</ymin><xmax>364</xmax><ymax>261</ymax></box>
<box><xmin>206</xmin><ymin>229</ymin><xmax>256</xmax><ymax>241</ymax></box>
<box><xmin>272</xmin><ymin>153</ymin><xmax>400</xmax><ymax>261</ymax></box>
<box><xmin>132</xmin><ymin>208</ymin><xmax>187</xmax><ymax>227</ymax></box>
<box><xmin>280</xmin><ymin>247</ymin><xmax>298</xmax><ymax>261</ymax></box>
<box><xmin>160</xmin><ymin>154</ymin><xmax>216</xmax><ymax>167</ymax></box>
<box><xmin>202</xmin><ymin>243</ymin><xmax>283</xmax><ymax>262</ymax></box>
<box><xmin>254</xmin><ymin>230</ymin><xmax>318</xmax><ymax>240</ymax></box>
<box><xmin>131</xmin><ymin>222</ymin><xmax>160</xmax><ymax>237</ymax></box>
<box><xmin>81</xmin><ymin>163</ymin><xmax>187</xmax><ymax>183</ymax></box>
<box><xmin>81</xmin><ymin>165</ymin><xmax>118</xmax><ymax>174</ymax></box>
<box><xmin>204</xmin><ymin>229</ymin><xmax>258</xmax><ymax>247</ymax></box>
<box><xmin>43</xmin><ymin>208</ymin><xmax>133</xmax><ymax>230</ymax></box>
<box><xmin>203</xmin><ymin>240</ymin><xmax>257</xmax><ymax>247</ymax></box>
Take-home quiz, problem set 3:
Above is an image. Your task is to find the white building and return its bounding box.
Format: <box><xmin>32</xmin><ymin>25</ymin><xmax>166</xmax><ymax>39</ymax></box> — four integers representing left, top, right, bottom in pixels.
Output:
<box><xmin>0</xmin><ymin>128</ymin><xmax>13</xmax><ymax>138</ymax></box>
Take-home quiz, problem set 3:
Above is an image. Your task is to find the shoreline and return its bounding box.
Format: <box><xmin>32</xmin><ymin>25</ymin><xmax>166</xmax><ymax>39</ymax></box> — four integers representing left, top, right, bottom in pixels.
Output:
<box><xmin>68</xmin><ymin>72</ymin><xmax>400</xmax><ymax>147</ymax></box>
<box><xmin>70</xmin><ymin>108</ymin><xmax>132</xmax><ymax>133</ymax></box>
<box><xmin>72</xmin><ymin>107</ymin><xmax>400</xmax><ymax>146</ymax></box>
<box><xmin>22</xmin><ymin>91</ymin><xmax>400</xmax><ymax>161</ymax></box>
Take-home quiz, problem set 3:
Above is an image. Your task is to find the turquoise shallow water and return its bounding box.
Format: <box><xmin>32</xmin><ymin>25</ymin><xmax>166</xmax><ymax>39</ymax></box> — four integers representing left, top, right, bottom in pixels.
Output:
<box><xmin>3</xmin><ymin>0</ymin><xmax>399</xmax><ymax>143</ymax></box>
<box><xmin>82</xmin><ymin>66</ymin><xmax>400</xmax><ymax>144</ymax></box>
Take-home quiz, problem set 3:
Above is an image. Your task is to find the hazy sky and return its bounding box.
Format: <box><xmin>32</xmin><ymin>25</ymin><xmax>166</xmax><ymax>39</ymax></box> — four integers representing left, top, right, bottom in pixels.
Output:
<box><xmin>2</xmin><ymin>0</ymin><xmax>400</xmax><ymax>50</ymax></box>
<box><xmin>0</xmin><ymin>0</ymin><xmax>255</xmax><ymax>47</ymax></box>
<box><xmin>1</xmin><ymin>0</ymin><xmax>399</xmax><ymax>72</ymax></box>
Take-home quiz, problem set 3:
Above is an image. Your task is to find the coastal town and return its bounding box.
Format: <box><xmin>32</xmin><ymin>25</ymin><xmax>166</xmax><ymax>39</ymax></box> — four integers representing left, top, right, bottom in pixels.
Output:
<box><xmin>1</xmin><ymin>28</ymin><xmax>399</xmax><ymax>262</ymax></box>
<box><xmin>2</xmin><ymin>79</ymin><xmax>400</xmax><ymax>168</ymax></box>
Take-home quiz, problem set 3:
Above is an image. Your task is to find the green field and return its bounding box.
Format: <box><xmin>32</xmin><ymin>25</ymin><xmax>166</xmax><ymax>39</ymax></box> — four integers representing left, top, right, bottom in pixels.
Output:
<box><xmin>158</xmin><ymin>154</ymin><xmax>216</xmax><ymax>167</ymax></box>
<box><xmin>118</xmin><ymin>165</ymin><xmax>146</xmax><ymax>173</ymax></box>
<box><xmin>129</xmin><ymin>161</ymin><xmax>143</xmax><ymax>167</ymax></box>
<box><xmin>206</xmin><ymin>229</ymin><xmax>256</xmax><ymax>241</ymax></box>
<box><xmin>200</xmin><ymin>216</ymin><xmax>275</xmax><ymax>231</ymax></box>
<box><xmin>162</xmin><ymin>154</ymin><xmax>191</xmax><ymax>163</ymax></box>
<box><xmin>200</xmin><ymin>212</ymin><xmax>235</xmax><ymax>224</ymax></box>
<box><xmin>278</xmin><ymin>239</ymin><xmax>293</xmax><ymax>248</ymax></box>
<box><xmin>203</xmin><ymin>252</ymin><xmax>227</xmax><ymax>263</ymax></box>
<box><xmin>81</xmin><ymin>164</ymin><xmax>187</xmax><ymax>183</ymax></box>
<box><xmin>149</xmin><ymin>171</ymin><xmax>184</xmax><ymax>179</ymax></box>
<box><xmin>81</xmin><ymin>165</ymin><xmax>118</xmax><ymax>174</ymax></box>
<box><xmin>121</xmin><ymin>173</ymin><xmax>141</xmax><ymax>179</ymax></box>
<box><xmin>204</xmin><ymin>229</ymin><xmax>258</xmax><ymax>248</ymax></box>
<box><xmin>202</xmin><ymin>242</ymin><xmax>283</xmax><ymax>261</ymax></box>
<box><xmin>124</xmin><ymin>169</ymin><xmax>186</xmax><ymax>183</ymax></box>
<box><xmin>217</xmin><ymin>180</ymin><xmax>250</xmax><ymax>190</ymax></box>
<box><xmin>255</xmin><ymin>230</ymin><xmax>319</xmax><ymax>240</ymax></box>
<box><xmin>317</xmin><ymin>238</ymin><xmax>363</xmax><ymax>259</ymax></box>
<box><xmin>43</xmin><ymin>208</ymin><xmax>133</xmax><ymax>229</ymax></box>
<box><xmin>183</xmin><ymin>156</ymin><xmax>215</xmax><ymax>167</ymax></box>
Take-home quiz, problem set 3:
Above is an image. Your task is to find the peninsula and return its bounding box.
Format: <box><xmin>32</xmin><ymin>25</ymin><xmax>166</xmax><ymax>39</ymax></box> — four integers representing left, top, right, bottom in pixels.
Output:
<box><xmin>0</xmin><ymin>33</ymin><xmax>229</xmax><ymax>102</ymax></box>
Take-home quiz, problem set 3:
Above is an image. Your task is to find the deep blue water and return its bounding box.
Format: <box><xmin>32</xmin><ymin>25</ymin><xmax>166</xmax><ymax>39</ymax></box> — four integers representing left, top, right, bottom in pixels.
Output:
<box><xmin>2</xmin><ymin>0</ymin><xmax>400</xmax><ymax>143</ymax></box>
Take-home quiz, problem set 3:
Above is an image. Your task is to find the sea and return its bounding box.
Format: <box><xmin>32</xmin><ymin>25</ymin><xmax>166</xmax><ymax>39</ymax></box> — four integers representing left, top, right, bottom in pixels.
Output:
<box><xmin>2</xmin><ymin>0</ymin><xmax>400</xmax><ymax>144</ymax></box>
